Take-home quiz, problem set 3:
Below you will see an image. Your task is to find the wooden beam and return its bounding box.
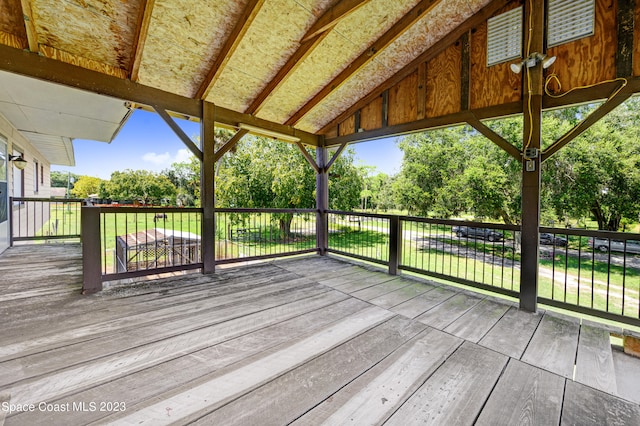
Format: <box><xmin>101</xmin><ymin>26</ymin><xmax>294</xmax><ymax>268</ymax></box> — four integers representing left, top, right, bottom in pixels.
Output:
<box><xmin>519</xmin><ymin>0</ymin><xmax>545</xmax><ymax>313</ymax></box>
<box><xmin>542</xmin><ymin>90</ymin><xmax>632</xmax><ymax>162</ymax></box>
<box><xmin>381</xmin><ymin>90</ymin><xmax>389</xmax><ymax>127</ymax></box>
<box><xmin>201</xmin><ymin>102</ymin><xmax>216</xmax><ymax>274</ymax></box>
<box><xmin>325</xmin><ymin>142</ymin><xmax>348</xmax><ymax>171</ymax></box>
<box><xmin>316</xmin><ymin>0</ymin><xmax>511</xmax><ymax>134</ymax></box>
<box><xmin>196</xmin><ymin>0</ymin><xmax>265</xmax><ymax>100</ymax></box>
<box><xmin>296</xmin><ymin>142</ymin><xmax>320</xmax><ymax>173</ymax></box>
<box><xmin>0</xmin><ymin>44</ymin><xmax>201</xmax><ymax>117</ymax></box>
<box><xmin>153</xmin><ymin>105</ymin><xmax>203</xmax><ymax>161</ymax></box>
<box><xmin>416</xmin><ymin>62</ymin><xmax>427</xmax><ymax>120</ymax></box>
<box><xmin>130</xmin><ymin>0</ymin><xmax>155</xmax><ymax>81</ymax></box>
<box><xmin>213</xmin><ymin>106</ymin><xmax>320</xmax><ymax>146</ymax></box>
<box><xmin>213</xmin><ymin>129</ymin><xmax>249</xmax><ymax>162</ymax></box>
<box><xmin>325</xmin><ymin>101</ymin><xmax>522</xmax><ymax>146</ymax></box>
<box><xmin>245</xmin><ymin>0</ymin><xmax>368</xmax><ymax>115</ymax></box>
<box><xmin>616</xmin><ymin>0</ymin><xmax>635</xmax><ymax>78</ymax></box>
<box><xmin>354</xmin><ymin>110</ymin><xmax>361</xmax><ymax>132</ymax></box>
<box><xmin>460</xmin><ymin>31</ymin><xmax>471</xmax><ymax>111</ymax></box>
<box><xmin>467</xmin><ymin>115</ymin><xmax>520</xmax><ymax>160</ymax></box>
<box><xmin>302</xmin><ymin>0</ymin><xmax>369</xmax><ymax>43</ymax></box>
<box><xmin>286</xmin><ymin>0</ymin><xmax>443</xmax><ymax>126</ymax></box>
<box><xmin>20</xmin><ymin>0</ymin><xmax>39</xmax><ymax>52</ymax></box>
<box><xmin>0</xmin><ymin>44</ymin><xmax>319</xmax><ymax>145</ymax></box>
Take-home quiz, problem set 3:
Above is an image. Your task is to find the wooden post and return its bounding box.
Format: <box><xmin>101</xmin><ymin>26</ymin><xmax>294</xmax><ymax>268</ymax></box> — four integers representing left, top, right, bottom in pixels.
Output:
<box><xmin>316</xmin><ymin>146</ymin><xmax>328</xmax><ymax>255</ymax></box>
<box><xmin>519</xmin><ymin>0</ymin><xmax>544</xmax><ymax>312</ymax></box>
<box><xmin>388</xmin><ymin>215</ymin><xmax>402</xmax><ymax>275</ymax></box>
<box><xmin>81</xmin><ymin>206</ymin><xmax>102</xmax><ymax>294</ymax></box>
<box><xmin>201</xmin><ymin>101</ymin><xmax>216</xmax><ymax>273</ymax></box>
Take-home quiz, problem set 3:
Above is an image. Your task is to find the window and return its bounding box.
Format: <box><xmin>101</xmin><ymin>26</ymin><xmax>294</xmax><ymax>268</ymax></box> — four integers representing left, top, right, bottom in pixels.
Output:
<box><xmin>487</xmin><ymin>6</ymin><xmax>523</xmax><ymax>66</ymax></box>
<box><xmin>34</xmin><ymin>160</ymin><xmax>39</xmax><ymax>193</ymax></box>
<box><xmin>547</xmin><ymin>0</ymin><xmax>595</xmax><ymax>47</ymax></box>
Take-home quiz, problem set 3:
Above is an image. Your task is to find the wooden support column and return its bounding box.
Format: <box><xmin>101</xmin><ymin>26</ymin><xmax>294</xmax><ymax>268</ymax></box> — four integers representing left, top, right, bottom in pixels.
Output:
<box><xmin>201</xmin><ymin>101</ymin><xmax>216</xmax><ymax>274</ymax></box>
<box><xmin>519</xmin><ymin>0</ymin><xmax>545</xmax><ymax>312</ymax></box>
<box><xmin>316</xmin><ymin>146</ymin><xmax>329</xmax><ymax>255</ymax></box>
<box><xmin>81</xmin><ymin>206</ymin><xmax>102</xmax><ymax>294</ymax></box>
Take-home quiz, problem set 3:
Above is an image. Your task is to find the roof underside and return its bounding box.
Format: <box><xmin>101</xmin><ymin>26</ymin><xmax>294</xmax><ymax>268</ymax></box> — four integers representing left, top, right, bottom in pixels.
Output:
<box><xmin>0</xmin><ymin>0</ymin><xmax>639</xmax><ymax>150</ymax></box>
<box><xmin>0</xmin><ymin>0</ymin><xmax>489</xmax><ymax>132</ymax></box>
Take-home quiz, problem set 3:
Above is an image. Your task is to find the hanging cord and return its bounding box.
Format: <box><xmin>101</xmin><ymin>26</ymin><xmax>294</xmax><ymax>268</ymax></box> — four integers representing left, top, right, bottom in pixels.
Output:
<box><xmin>544</xmin><ymin>74</ymin><xmax>628</xmax><ymax>101</ymax></box>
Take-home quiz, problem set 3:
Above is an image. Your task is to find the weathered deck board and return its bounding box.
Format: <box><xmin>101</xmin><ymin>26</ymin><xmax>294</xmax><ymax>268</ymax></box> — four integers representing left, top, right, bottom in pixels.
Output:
<box><xmin>11</xmin><ymin>298</ymin><xmax>372</xmax><ymax>425</ymax></box>
<box><xmin>415</xmin><ymin>291</ymin><xmax>484</xmax><ymax>330</ymax></box>
<box><xmin>444</xmin><ymin>298</ymin><xmax>511</xmax><ymax>343</ymax></box>
<box><xmin>1</xmin><ymin>246</ymin><xmax>639</xmax><ymax>425</ymax></box>
<box><xmin>99</xmin><ymin>306</ymin><xmax>395</xmax><ymax>425</ymax></box>
<box><xmin>561</xmin><ymin>380</ymin><xmax>640</xmax><ymax>425</ymax></box>
<box><xmin>475</xmin><ymin>359</ymin><xmax>565</xmax><ymax>425</ymax></box>
<box><xmin>384</xmin><ymin>341</ymin><xmax>509</xmax><ymax>425</ymax></box>
<box><xmin>191</xmin><ymin>316</ymin><xmax>427</xmax><ymax>425</ymax></box>
<box><xmin>478</xmin><ymin>306</ymin><xmax>543</xmax><ymax>358</ymax></box>
<box><xmin>521</xmin><ymin>313</ymin><xmax>581</xmax><ymax>378</ymax></box>
<box><xmin>349</xmin><ymin>276</ymin><xmax>409</xmax><ymax>301</ymax></box>
<box><xmin>291</xmin><ymin>327</ymin><xmax>462</xmax><ymax>425</ymax></box>
<box><xmin>574</xmin><ymin>324</ymin><xmax>618</xmax><ymax>394</ymax></box>
<box><xmin>391</xmin><ymin>285</ymin><xmax>456</xmax><ymax>318</ymax></box>
<box><xmin>367</xmin><ymin>280</ymin><xmax>436</xmax><ymax>309</ymax></box>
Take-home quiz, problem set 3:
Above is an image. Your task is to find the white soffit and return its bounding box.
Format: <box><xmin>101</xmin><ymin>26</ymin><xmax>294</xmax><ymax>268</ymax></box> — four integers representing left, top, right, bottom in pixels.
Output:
<box><xmin>0</xmin><ymin>71</ymin><xmax>131</xmax><ymax>166</ymax></box>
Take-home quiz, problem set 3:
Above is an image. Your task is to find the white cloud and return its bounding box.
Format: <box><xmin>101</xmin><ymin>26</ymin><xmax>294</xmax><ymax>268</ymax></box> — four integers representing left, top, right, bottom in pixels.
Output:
<box><xmin>142</xmin><ymin>152</ymin><xmax>171</xmax><ymax>165</ymax></box>
<box><xmin>174</xmin><ymin>148</ymin><xmax>193</xmax><ymax>163</ymax></box>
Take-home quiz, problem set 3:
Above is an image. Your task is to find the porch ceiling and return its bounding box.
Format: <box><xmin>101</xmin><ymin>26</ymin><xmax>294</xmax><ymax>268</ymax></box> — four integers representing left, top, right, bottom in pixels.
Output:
<box><xmin>0</xmin><ymin>0</ymin><xmax>491</xmax><ymax>137</ymax></box>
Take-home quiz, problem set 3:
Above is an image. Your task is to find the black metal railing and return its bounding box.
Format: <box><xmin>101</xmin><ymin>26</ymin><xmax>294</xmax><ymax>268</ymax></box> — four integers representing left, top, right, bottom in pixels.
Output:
<box><xmin>214</xmin><ymin>208</ymin><xmax>317</xmax><ymax>264</ymax></box>
<box><xmin>538</xmin><ymin>227</ymin><xmax>640</xmax><ymax>324</ymax></box>
<box><xmin>74</xmin><ymin>206</ymin><xmax>640</xmax><ymax>325</ymax></box>
<box><xmin>399</xmin><ymin>217</ymin><xmax>521</xmax><ymax>298</ymax></box>
<box><xmin>327</xmin><ymin>210</ymin><xmax>392</xmax><ymax>267</ymax></box>
<box><xmin>9</xmin><ymin>197</ymin><xmax>84</xmax><ymax>244</ymax></box>
<box><xmin>82</xmin><ymin>206</ymin><xmax>203</xmax><ymax>284</ymax></box>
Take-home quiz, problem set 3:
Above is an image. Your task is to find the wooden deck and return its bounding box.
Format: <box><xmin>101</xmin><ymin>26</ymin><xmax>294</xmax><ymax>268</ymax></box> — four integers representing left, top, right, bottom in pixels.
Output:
<box><xmin>1</xmin><ymin>244</ymin><xmax>639</xmax><ymax>425</ymax></box>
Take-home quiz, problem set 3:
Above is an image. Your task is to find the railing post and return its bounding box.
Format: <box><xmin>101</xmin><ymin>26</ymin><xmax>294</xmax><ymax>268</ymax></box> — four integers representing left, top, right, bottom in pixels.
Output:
<box><xmin>9</xmin><ymin>197</ymin><xmax>14</xmax><ymax>246</ymax></box>
<box><xmin>388</xmin><ymin>215</ymin><xmax>402</xmax><ymax>275</ymax></box>
<box><xmin>316</xmin><ymin>147</ymin><xmax>328</xmax><ymax>255</ymax></box>
<box><xmin>81</xmin><ymin>206</ymin><xmax>102</xmax><ymax>294</ymax></box>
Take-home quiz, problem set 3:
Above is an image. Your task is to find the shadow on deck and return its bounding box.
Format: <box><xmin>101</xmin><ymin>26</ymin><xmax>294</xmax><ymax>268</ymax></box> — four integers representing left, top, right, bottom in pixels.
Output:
<box><xmin>0</xmin><ymin>244</ymin><xmax>639</xmax><ymax>425</ymax></box>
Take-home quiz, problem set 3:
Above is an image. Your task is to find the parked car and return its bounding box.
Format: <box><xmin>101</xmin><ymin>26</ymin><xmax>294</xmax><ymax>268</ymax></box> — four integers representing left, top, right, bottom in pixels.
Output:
<box><xmin>452</xmin><ymin>226</ymin><xmax>504</xmax><ymax>242</ymax></box>
<box><xmin>589</xmin><ymin>238</ymin><xmax>640</xmax><ymax>254</ymax></box>
<box><xmin>540</xmin><ymin>233</ymin><xmax>567</xmax><ymax>246</ymax></box>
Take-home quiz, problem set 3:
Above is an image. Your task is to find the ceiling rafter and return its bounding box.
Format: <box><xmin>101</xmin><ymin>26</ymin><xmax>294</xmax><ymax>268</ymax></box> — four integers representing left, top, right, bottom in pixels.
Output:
<box><xmin>316</xmin><ymin>0</ymin><xmax>511</xmax><ymax>134</ymax></box>
<box><xmin>285</xmin><ymin>0</ymin><xmax>442</xmax><ymax>126</ymax></box>
<box><xmin>130</xmin><ymin>0</ymin><xmax>155</xmax><ymax>82</ymax></box>
<box><xmin>195</xmin><ymin>0</ymin><xmax>266</xmax><ymax>100</ymax></box>
<box><xmin>245</xmin><ymin>0</ymin><xmax>369</xmax><ymax>115</ymax></box>
<box><xmin>20</xmin><ymin>0</ymin><xmax>39</xmax><ymax>52</ymax></box>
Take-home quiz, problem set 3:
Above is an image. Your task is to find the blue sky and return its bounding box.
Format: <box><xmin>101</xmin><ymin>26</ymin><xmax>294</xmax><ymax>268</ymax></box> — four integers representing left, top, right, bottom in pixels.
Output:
<box><xmin>52</xmin><ymin>109</ymin><xmax>404</xmax><ymax>179</ymax></box>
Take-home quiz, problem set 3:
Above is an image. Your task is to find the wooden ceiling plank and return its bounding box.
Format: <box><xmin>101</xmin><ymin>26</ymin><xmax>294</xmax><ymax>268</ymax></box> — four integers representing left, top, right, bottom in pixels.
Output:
<box><xmin>153</xmin><ymin>105</ymin><xmax>203</xmax><ymax>161</ymax></box>
<box><xmin>213</xmin><ymin>129</ymin><xmax>249</xmax><ymax>163</ymax></box>
<box><xmin>286</xmin><ymin>0</ymin><xmax>443</xmax><ymax>126</ymax></box>
<box><xmin>196</xmin><ymin>0</ymin><xmax>266</xmax><ymax>100</ymax></box>
<box><xmin>130</xmin><ymin>0</ymin><xmax>155</xmax><ymax>82</ymax></box>
<box><xmin>315</xmin><ymin>0</ymin><xmax>511</xmax><ymax>134</ymax></box>
<box><xmin>302</xmin><ymin>0</ymin><xmax>369</xmax><ymax>43</ymax></box>
<box><xmin>245</xmin><ymin>0</ymin><xmax>369</xmax><ymax>115</ymax></box>
<box><xmin>19</xmin><ymin>0</ymin><xmax>39</xmax><ymax>52</ymax></box>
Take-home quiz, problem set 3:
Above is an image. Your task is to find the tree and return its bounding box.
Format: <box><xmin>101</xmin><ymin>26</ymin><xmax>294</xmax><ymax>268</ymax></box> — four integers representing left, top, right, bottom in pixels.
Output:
<box><xmin>163</xmin><ymin>156</ymin><xmax>200</xmax><ymax>206</ymax></box>
<box><xmin>544</xmin><ymin>103</ymin><xmax>640</xmax><ymax>230</ymax></box>
<box><xmin>99</xmin><ymin>170</ymin><xmax>177</xmax><ymax>205</ymax></box>
<box><xmin>50</xmin><ymin>171</ymin><xmax>79</xmax><ymax>189</ymax></box>
<box><xmin>215</xmin><ymin>136</ymin><xmax>362</xmax><ymax>234</ymax></box>
<box><xmin>70</xmin><ymin>176</ymin><xmax>103</xmax><ymax>199</ymax></box>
